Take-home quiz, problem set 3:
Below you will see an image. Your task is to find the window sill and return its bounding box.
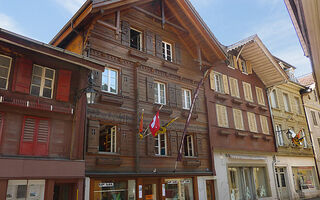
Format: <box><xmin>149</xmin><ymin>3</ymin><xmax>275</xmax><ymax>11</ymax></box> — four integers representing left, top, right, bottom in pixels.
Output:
<box><xmin>259</xmin><ymin>106</ymin><xmax>268</xmax><ymax>111</ymax></box>
<box><xmin>153</xmin><ymin>104</ymin><xmax>172</xmax><ymax>115</ymax></box>
<box><xmin>219</xmin><ymin>129</ymin><xmax>233</xmax><ymax>136</ymax></box>
<box><xmin>232</xmin><ymin>98</ymin><xmax>243</xmax><ymax>105</ymax></box>
<box><xmin>100</xmin><ymin>93</ymin><xmax>124</xmax><ymax>106</ymax></box>
<box><xmin>162</xmin><ymin>61</ymin><xmax>179</xmax><ymax>71</ymax></box>
<box><xmin>236</xmin><ymin>131</ymin><xmax>248</xmax><ymax>137</ymax></box>
<box><xmin>263</xmin><ymin>135</ymin><xmax>273</xmax><ymax>141</ymax></box>
<box><xmin>181</xmin><ymin>109</ymin><xmax>198</xmax><ymax>120</ymax></box>
<box><xmin>215</xmin><ymin>93</ymin><xmax>228</xmax><ymax>100</ymax></box>
<box><xmin>246</xmin><ymin>102</ymin><xmax>257</xmax><ymax>108</ymax></box>
<box><xmin>182</xmin><ymin>159</ymin><xmax>201</xmax><ymax>167</ymax></box>
<box><xmin>128</xmin><ymin>49</ymin><xmax>149</xmax><ymax>61</ymax></box>
<box><xmin>251</xmin><ymin>133</ymin><xmax>263</xmax><ymax>139</ymax></box>
<box><xmin>96</xmin><ymin>157</ymin><xmax>122</xmax><ymax>166</ymax></box>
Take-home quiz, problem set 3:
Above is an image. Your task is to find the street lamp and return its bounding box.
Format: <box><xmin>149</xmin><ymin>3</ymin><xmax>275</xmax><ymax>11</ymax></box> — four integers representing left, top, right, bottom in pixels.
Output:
<box><xmin>86</xmin><ymin>87</ymin><xmax>96</xmax><ymax>105</ymax></box>
<box><xmin>76</xmin><ymin>71</ymin><xmax>98</xmax><ymax>105</ymax></box>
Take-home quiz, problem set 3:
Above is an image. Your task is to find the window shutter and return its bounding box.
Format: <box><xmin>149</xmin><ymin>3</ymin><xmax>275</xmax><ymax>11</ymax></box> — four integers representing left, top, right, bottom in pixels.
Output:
<box><xmin>35</xmin><ymin>119</ymin><xmax>50</xmax><ymax>156</ymax></box>
<box><xmin>256</xmin><ymin>87</ymin><xmax>265</xmax><ymax>105</ymax></box>
<box><xmin>233</xmin><ymin>56</ymin><xmax>238</xmax><ymax>69</ymax></box>
<box><xmin>56</xmin><ymin>70</ymin><xmax>72</xmax><ymax>102</ymax></box>
<box><xmin>243</xmin><ymin>82</ymin><xmax>252</xmax><ymax>102</ymax></box>
<box><xmin>168</xmin><ymin>83</ymin><xmax>177</xmax><ymax>107</ymax></box>
<box><xmin>88</xmin><ymin>120</ymin><xmax>99</xmax><ymax>153</ymax></box>
<box><xmin>238</xmin><ymin>58</ymin><xmax>243</xmax><ymax>72</ymax></box>
<box><xmin>229</xmin><ymin>77</ymin><xmax>240</xmax><ymax>98</ymax></box>
<box><xmin>176</xmin><ymin>84</ymin><xmax>182</xmax><ymax>109</ymax></box>
<box><xmin>121</xmin><ymin>74</ymin><xmax>130</xmax><ymax>97</ymax></box>
<box><xmin>145</xmin><ymin>31</ymin><xmax>154</xmax><ymax>55</ymax></box>
<box><xmin>181</xmin><ymin>89</ymin><xmax>185</xmax><ymax>108</ymax></box>
<box><xmin>121</xmin><ymin>21</ymin><xmax>130</xmax><ymax>46</ymax></box>
<box><xmin>20</xmin><ymin>117</ymin><xmax>36</xmax><ymax>155</ymax></box>
<box><xmin>260</xmin><ymin>116</ymin><xmax>269</xmax><ymax>134</ymax></box>
<box><xmin>222</xmin><ymin>75</ymin><xmax>229</xmax><ymax>94</ymax></box>
<box><xmin>247</xmin><ymin>61</ymin><xmax>252</xmax><ymax>74</ymax></box>
<box><xmin>13</xmin><ymin>57</ymin><xmax>33</xmax><ymax>94</ymax></box>
<box><xmin>146</xmin><ymin>77</ymin><xmax>154</xmax><ymax>103</ymax></box>
<box><xmin>233</xmin><ymin>109</ymin><xmax>243</xmax><ymax>130</ymax></box>
<box><xmin>175</xmin><ymin>43</ymin><xmax>182</xmax><ymax>64</ymax></box>
<box><xmin>216</xmin><ymin>104</ymin><xmax>228</xmax><ymax>127</ymax></box>
<box><xmin>210</xmin><ymin>71</ymin><xmax>215</xmax><ymax>90</ymax></box>
<box><xmin>195</xmin><ymin>134</ymin><xmax>200</xmax><ymax>156</ymax></box>
<box><xmin>193</xmin><ymin>89</ymin><xmax>200</xmax><ymax>112</ymax></box>
<box><xmin>248</xmin><ymin>112</ymin><xmax>257</xmax><ymax>133</ymax></box>
<box><xmin>155</xmin><ymin>34</ymin><xmax>162</xmax><ymax>58</ymax></box>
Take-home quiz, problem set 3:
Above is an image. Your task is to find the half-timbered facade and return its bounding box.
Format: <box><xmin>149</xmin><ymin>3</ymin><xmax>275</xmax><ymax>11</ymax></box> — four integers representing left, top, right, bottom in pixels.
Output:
<box><xmin>51</xmin><ymin>0</ymin><xmax>226</xmax><ymax>199</ymax></box>
<box><xmin>0</xmin><ymin>29</ymin><xmax>104</xmax><ymax>200</ymax></box>
<box><xmin>206</xmin><ymin>35</ymin><xmax>288</xmax><ymax>200</ymax></box>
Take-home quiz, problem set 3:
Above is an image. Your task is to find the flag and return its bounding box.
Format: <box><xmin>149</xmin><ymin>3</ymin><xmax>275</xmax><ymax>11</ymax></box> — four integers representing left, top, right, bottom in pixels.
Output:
<box><xmin>138</xmin><ymin>109</ymin><xmax>144</xmax><ymax>139</ymax></box>
<box><xmin>149</xmin><ymin>111</ymin><xmax>160</xmax><ymax>136</ymax></box>
<box><xmin>156</xmin><ymin>117</ymin><xmax>179</xmax><ymax>136</ymax></box>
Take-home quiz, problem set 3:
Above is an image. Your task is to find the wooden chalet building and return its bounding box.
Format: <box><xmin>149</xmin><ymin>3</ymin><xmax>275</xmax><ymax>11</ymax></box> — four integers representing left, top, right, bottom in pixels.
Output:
<box><xmin>0</xmin><ymin>29</ymin><xmax>105</xmax><ymax>200</ymax></box>
<box><xmin>206</xmin><ymin>35</ymin><xmax>288</xmax><ymax>200</ymax></box>
<box><xmin>50</xmin><ymin>0</ymin><xmax>226</xmax><ymax>199</ymax></box>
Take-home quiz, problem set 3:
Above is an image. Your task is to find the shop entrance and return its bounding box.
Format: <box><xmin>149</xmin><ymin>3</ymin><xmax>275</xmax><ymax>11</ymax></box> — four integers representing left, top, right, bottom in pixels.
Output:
<box><xmin>275</xmin><ymin>167</ymin><xmax>289</xmax><ymax>200</ymax></box>
<box><xmin>206</xmin><ymin>180</ymin><xmax>215</xmax><ymax>200</ymax></box>
<box><xmin>143</xmin><ymin>179</ymin><xmax>159</xmax><ymax>200</ymax></box>
<box><xmin>53</xmin><ymin>183</ymin><xmax>75</xmax><ymax>200</ymax></box>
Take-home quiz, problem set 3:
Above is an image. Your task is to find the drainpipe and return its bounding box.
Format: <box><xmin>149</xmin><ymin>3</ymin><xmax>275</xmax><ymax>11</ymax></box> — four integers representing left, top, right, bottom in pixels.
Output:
<box><xmin>300</xmin><ymin>87</ymin><xmax>320</xmax><ymax>186</ymax></box>
<box><xmin>266</xmin><ymin>87</ymin><xmax>280</xmax><ymax>200</ymax></box>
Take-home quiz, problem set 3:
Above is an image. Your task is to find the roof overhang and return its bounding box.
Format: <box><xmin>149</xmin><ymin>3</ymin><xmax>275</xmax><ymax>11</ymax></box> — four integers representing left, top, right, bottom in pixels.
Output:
<box><xmin>0</xmin><ymin>28</ymin><xmax>105</xmax><ymax>71</ymax></box>
<box><xmin>227</xmin><ymin>35</ymin><xmax>288</xmax><ymax>87</ymax></box>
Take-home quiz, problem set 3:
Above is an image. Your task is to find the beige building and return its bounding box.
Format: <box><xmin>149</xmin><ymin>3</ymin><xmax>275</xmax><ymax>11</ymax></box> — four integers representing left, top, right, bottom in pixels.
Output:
<box><xmin>270</xmin><ymin>60</ymin><xmax>320</xmax><ymax>199</ymax></box>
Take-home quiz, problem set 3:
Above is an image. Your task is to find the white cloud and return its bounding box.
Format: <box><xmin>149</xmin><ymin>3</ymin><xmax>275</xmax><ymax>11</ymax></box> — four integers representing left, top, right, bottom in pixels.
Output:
<box><xmin>54</xmin><ymin>0</ymin><xmax>86</xmax><ymax>14</ymax></box>
<box><xmin>0</xmin><ymin>13</ymin><xmax>24</xmax><ymax>35</ymax></box>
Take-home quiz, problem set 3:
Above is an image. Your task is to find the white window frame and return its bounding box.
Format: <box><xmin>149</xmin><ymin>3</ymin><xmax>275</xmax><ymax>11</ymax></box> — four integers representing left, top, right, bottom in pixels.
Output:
<box><xmin>283</xmin><ymin>93</ymin><xmax>291</xmax><ymax>112</ymax></box>
<box><xmin>184</xmin><ymin>135</ymin><xmax>194</xmax><ymax>157</ymax></box>
<box><xmin>155</xmin><ymin>133</ymin><xmax>167</xmax><ymax>156</ymax></box>
<box><xmin>99</xmin><ymin>125</ymin><xmax>117</xmax><ymax>153</ymax></box>
<box><xmin>101</xmin><ymin>67</ymin><xmax>118</xmax><ymax>94</ymax></box>
<box><xmin>130</xmin><ymin>27</ymin><xmax>142</xmax><ymax>51</ymax></box>
<box><xmin>154</xmin><ymin>81</ymin><xmax>166</xmax><ymax>105</ymax></box>
<box><xmin>301</xmin><ymin>129</ymin><xmax>308</xmax><ymax>148</ymax></box>
<box><xmin>30</xmin><ymin>65</ymin><xmax>55</xmax><ymax>99</ymax></box>
<box><xmin>276</xmin><ymin>124</ymin><xmax>284</xmax><ymax>146</ymax></box>
<box><xmin>162</xmin><ymin>41</ymin><xmax>172</xmax><ymax>62</ymax></box>
<box><xmin>182</xmin><ymin>88</ymin><xmax>192</xmax><ymax>110</ymax></box>
<box><xmin>214</xmin><ymin>72</ymin><xmax>224</xmax><ymax>93</ymax></box>
<box><xmin>270</xmin><ymin>89</ymin><xmax>279</xmax><ymax>108</ymax></box>
<box><xmin>0</xmin><ymin>54</ymin><xmax>12</xmax><ymax>90</ymax></box>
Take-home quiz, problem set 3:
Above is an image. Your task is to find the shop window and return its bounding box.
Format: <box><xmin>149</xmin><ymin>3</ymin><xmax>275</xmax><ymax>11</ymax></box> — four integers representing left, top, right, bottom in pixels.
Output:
<box><xmin>162</xmin><ymin>41</ymin><xmax>172</xmax><ymax>62</ymax></box>
<box><xmin>155</xmin><ymin>133</ymin><xmax>167</xmax><ymax>156</ymax></box>
<box><xmin>243</xmin><ymin>82</ymin><xmax>253</xmax><ymax>102</ymax></box>
<box><xmin>130</xmin><ymin>28</ymin><xmax>142</xmax><ymax>50</ymax></box>
<box><xmin>6</xmin><ymin>180</ymin><xmax>45</xmax><ymax>200</ymax></box>
<box><xmin>270</xmin><ymin>90</ymin><xmax>279</xmax><ymax>108</ymax></box>
<box><xmin>0</xmin><ymin>54</ymin><xmax>12</xmax><ymax>90</ymax></box>
<box><xmin>184</xmin><ymin>135</ymin><xmax>194</xmax><ymax>157</ymax></box>
<box><xmin>283</xmin><ymin>93</ymin><xmax>291</xmax><ymax>112</ymax></box>
<box><xmin>276</xmin><ymin>124</ymin><xmax>284</xmax><ymax>146</ymax></box>
<box><xmin>182</xmin><ymin>89</ymin><xmax>191</xmax><ymax>110</ymax></box>
<box><xmin>228</xmin><ymin>167</ymin><xmax>270</xmax><ymax>200</ymax></box>
<box><xmin>102</xmin><ymin>68</ymin><xmax>118</xmax><ymax>94</ymax></box>
<box><xmin>19</xmin><ymin>116</ymin><xmax>50</xmax><ymax>156</ymax></box>
<box><xmin>165</xmin><ymin>179</ymin><xmax>194</xmax><ymax>200</ymax></box>
<box><xmin>30</xmin><ymin>65</ymin><xmax>55</xmax><ymax>98</ymax></box>
<box><xmin>154</xmin><ymin>81</ymin><xmax>166</xmax><ymax>105</ymax></box>
<box><xmin>311</xmin><ymin>111</ymin><xmax>318</xmax><ymax>126</ymax></box>
<box><xmin>292</xmin><ymin>167</ymin><xmax>318</xmax><ymax>191</ymax></box>
<box><xmin>216</xmin><ymin>104</ymin><xmax>228</xmax><ymax>128</ymax></box>
<box><xmin>92</xmin><ymin>179</ymin><xmax>135</xmax><ymax>200</ymax></box>
<box><xmin>99</xmin><ymin>125</ymin><xmax>117</xmax><ymax>153</ymax></box>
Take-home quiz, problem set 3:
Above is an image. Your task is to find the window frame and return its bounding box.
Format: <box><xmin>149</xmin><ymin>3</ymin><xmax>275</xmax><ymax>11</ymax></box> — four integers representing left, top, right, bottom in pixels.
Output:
<box><xmin>283</xmin><ymin>93</ymin><xmax>291</xmax><ymax>112</ymax></box>
<box><xmin>241</xmin><ymin>60</ymin><xmax>248</xmax><ymax>74</ymax></box>
<box><xmin>276</xmin><ymin>124</ymin><xmax>284</xmax><ymax>146</ymax></box>
<box><xmin>311</xmin><ymin>110</ymin><xmax>318</xmax><ymax>126</ymax></box>
<box><xmin>182</xmin><ymin>88</ymin><xmax>192</xmax><ymax>110</ymax></box>
<box><xmin>301</xmin><ymin>129</ymin><xmax>308</xmax><ymax>148</ymax></box>
<box><xmin>184</xmin><ymin>134</ymin><xmax>194</xmax><ymax>157</ymax></box>
<box><xmin>0</xmin><ymin>54</ymin><xmax>12</xmax><ymax>90</ymax></box>
<box><xmin>214</xmin><ymin>72</ymin><xmax>224</xmax><ymax>93</ymax></box>
<box><xmin>30</xmin><ymin>64</ymin><xmax>55</xmax><ymax>99</ymax></box>
<box><xmin>98</xmin><ymin>124</ymin><xmax>117</xmax><ymax>153</ymax></box>
<box><xmin>294</xmin><ymin>96</ymin><xmax>302</xmax><ymax>114</ymax></box>
<box><xmin>101</xmin><ymin>67</ymin><xmax>118</xmax><ymax>94</ymax></box>
<box><xmin>270</xmin><ymin>89</ymin><xmax>279</xmax><ymax>108</ymax></box>
<box><xmin>155</xmin><ymin>133</ymin><xmax>167</xmax><ymax>156</ymax></box>
<box><xmin>242</xmin><ymin>82</ymin><xmax>253</xmax><ymax>102</ymax></box>
<box><xmin>162</xmin><ymin>41</ymin><xmax>172</xmax><ymax>62</ymax></box>
<box><xmin>130</xmin><ymin>27</ymin><xmax>143</xmax><ymax>51</ymax></box>
<box><xmin>154</xmin><ymin>81</ymin><xmax>166</xmax><ymax>105</ymax></box>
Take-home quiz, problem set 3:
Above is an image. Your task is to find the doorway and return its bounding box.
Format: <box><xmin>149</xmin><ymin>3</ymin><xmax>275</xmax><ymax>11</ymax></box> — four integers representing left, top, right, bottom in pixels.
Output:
<box><xmin>143</xmin><ymin>179</ymin><xmax>159</xmax><ymax>200</ymax></box>
<box><xmin>206</xmin><ymin>180</ymin><xmax>215</xmax><ymax>200</ymax></box>
<box><xmin>53</xmin><ymin>183</ymin><xmax>75</xmax><ymax>200</ymax></box>
<box><xmin>275</xmin><ymin>167</ymin><xmax>290</xmax><ymax>200</ymax></box>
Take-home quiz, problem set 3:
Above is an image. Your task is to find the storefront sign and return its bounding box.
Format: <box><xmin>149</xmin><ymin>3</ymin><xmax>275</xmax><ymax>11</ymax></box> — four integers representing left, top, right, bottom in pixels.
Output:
<box><xmin>139</xmin><ymin>185</ymin><xmax>142</xmax><ymax>198</ymax></box>
<box><xmin>98</xmin><ymin>182</ymin><xmax>114</xmax><ymax>187</ymax></box>
<box><xmin>182</xmin><ymin>180</ymin><xmax>191</xmax><ymax>184</ymax></box>
<box><xmin>167</xmin><ymin>180</ymin><xmax>178</xmax><ymax>184</ymax></box>
<box><xmin>162</xmin><ymin>184</ymin><xmax>165</xmax><ymax>196</ymax></box>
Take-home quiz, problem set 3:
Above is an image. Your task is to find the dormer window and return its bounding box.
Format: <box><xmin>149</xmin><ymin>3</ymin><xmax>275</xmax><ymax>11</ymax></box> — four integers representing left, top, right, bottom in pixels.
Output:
<box><xmin>162</xmin><ymin>41</ymin><xmax>172</xmax><ymax>62</ymax></box>
<box><xmin>241</xmin><ymin>60</ymin><xmax>247</xmax><ymax>73</ymax></box>
<box><xmin>130</xmin><ymin>28</ymin><xmax>142</xmax><ymax>50</ymax></box>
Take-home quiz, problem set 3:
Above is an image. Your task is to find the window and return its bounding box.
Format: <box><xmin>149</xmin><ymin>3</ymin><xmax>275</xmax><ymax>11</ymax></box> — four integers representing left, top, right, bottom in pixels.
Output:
<box><xmin>182</xmin><ymin>89</ymin><xmax>191</xmax><ymax>110</ymax></box>
<box><xmin>19</xmin><ymin>117</ymin><xmax>50</xmax><ymax>156</ymax></box>
<box><xmin>228</xmin><ymin>54</ymin><xmax>234</xmax><ymax>69</ymax></box>
<box><xmin>294</xmin><ymin>97</ymin><xmax>302</xmax><ymax>114</ymax></box>
<box><xmin>102</xmin><ymin>68</ymin><xmax>118</xmax><ymax>94</ymax></box>
<box><xmin>155</xmin><ymin>133</ymin><xmax>167</xmax><ymax>156</ymax></box>
<box><xmin>311</xmin><ymin>111</ymin><xmax>318</xmax><ymax>126</ymax></box>
<box><xmin>247</xmin><ymin>112</ymin><xmax>257</xmax><ymax>133</ymax></box>
<box><xmin>233</xmin><ymin>109</ymin><xmax>244</xmax><ymax>130</ymax></box>
<box><xmin>228</xmin><ymin>167</ymin><xmax>270</xmax><ymax>199</ymax></box>
<box><xmin>229</xmin><ymin>77</ymin><xmax>240</xmax><ymax>98</ymax></box>
<box><xmin>210</xmin><ymin>71</ymin><xmax>229</xmax><ymax>94</ymax></box>
<box><xmin>154</xmin><ymin>82</ymin><xmax>166</xmax><ymax>105</ymax></box>
<box><xmin>30</xmin><ymin>65</ymin><xmax>55</xmax><ymax>98</ymax></box>
<box><xmin>99</xmin><ymin>125</ymin><xmax>117</xmax><ymax>153</ymax></box>
<box><xmin>276</xmin><ymin>124</ymin><xmax>284</xmax><ymax>146</ymax></box>
<box><xmin>301</xmin><ymin>129</ymin><xmax>308</xmax><ymax>148</ymax></box>
<box><xmin>216</xmin><ymin>104</ymin><xmax>228</xmax><ymax>128</ymax></box>
<box><xmin>0</xmin><ymin>54</ymin><xmax>12</xmax><ymax>90</ymax></box>
<box><xmin>162</xmin><ymin>41</ymin><xmax>172</xmax><ymax>62</ymax></box>
<box><xmin>292</xmin><ymin>167</ymin><xmax>318</xmax><ymax>191</ymax></box>
<box><xmin>241</xmin><ymin>60</ymin><xmax>248</xmax><ymax>73</ymax></box>
<box><xmin>184</xmin><ymin>135</ymin><xmax>194</xmax><ymax>157</ymax></box>
<box><xmin>243</xmin><ymin>82</ymin><xmax>253</xmax><ymax>102</ymax></box>
<box><xmin>260</xmin><ymin>115</ymin><xmax>269</xmax><ymax>134</ymax></box>
<box><xmin>92</xmin><ymin>179</ymin><xmax>136</xmax><ymax>200</ymax></box>
<box><xmin>130</xmin><ymin>28</ymin><xmax>142</xmax><ymax>50</ymax></box>
<box><xmin>283</xmin><ymin>93</ymin><xmax>291</xmax><ymax>112</ymax></box>
<box><xmin>214</xmin><ymin>72</ymin><xmax>224</xmax><ymax>93</ymax></box>
<box><xmin>6</xmin><ymin>180</ymin><xmax>45</xmax><ymax>200</ymax></box>
<box><xmin>256</xmin><ymin>87</ymin><xmax>265</xmax><ymax>105</ymax></box>
<box><xmin>270</xmin><ymin>89</ymin><xmax>279</xmax><ymax>108</ymax></box>
<box><xmin>165</xmin><ymin>179</ymin><xmax>194</xmax><ymax>200</ymax></box>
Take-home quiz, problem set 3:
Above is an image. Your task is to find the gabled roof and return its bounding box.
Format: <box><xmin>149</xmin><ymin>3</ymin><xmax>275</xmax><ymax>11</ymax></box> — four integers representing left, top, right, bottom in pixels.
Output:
<box><xmin>298</xmin><ymin>73</ymin><xmax>314</xmax><ymax>87</ymax></box>
<box><xmin>227</xmin><ymin>35</ymin><xmax>288</xmax><ymax>87</ymax></box>
<box><xmin>50</xmin><ymin>0</ymin><xmax>226</xmax><ymax>62</ymax></box>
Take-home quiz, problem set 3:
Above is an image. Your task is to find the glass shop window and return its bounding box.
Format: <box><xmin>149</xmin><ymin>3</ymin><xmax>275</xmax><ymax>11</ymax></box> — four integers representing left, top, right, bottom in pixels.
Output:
<box><xmin>99</xmin><ymin>125</ymin><xmax>117</xmax><ymax>153</ymax></box>
<box><xmin>92</xmin><ymin>179</ymin><xmax>136</xmax><ymax>200</ymax></box>
<box><xmin>165</xmin><ymin>179</ymin><xmax>194</xmax><ymax>200</ymax></box>
<box><xmin>292</xmin><ymin>167</ymin><xmax>318</xmax><ymax>191</ymax></box>
<box><xmin>6</xmin><ymin>180</ymin><xmax>45</xmax><ymax>200</ymax></box>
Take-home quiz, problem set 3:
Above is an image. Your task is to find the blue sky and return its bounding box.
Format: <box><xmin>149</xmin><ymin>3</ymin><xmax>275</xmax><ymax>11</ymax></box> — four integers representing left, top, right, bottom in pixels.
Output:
<box><xmin>0</xmin><ymin>0</ymin><xmax>311</xmax><ymax>76</ymax></box>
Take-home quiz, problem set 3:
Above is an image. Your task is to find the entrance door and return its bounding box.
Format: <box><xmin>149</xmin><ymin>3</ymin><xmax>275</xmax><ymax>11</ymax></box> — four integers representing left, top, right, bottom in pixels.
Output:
<box><xmin>275</xmin><ymin>167</ymin><xmax>289</xmax><ymax>200</ymax></box>
<box><xmin>206</xmin><ymin>180</ymin><xmax>215</xmax><ymax>200</ymax></box>
<box><xmin>53</xmin><ymin>183</ymin><xmax>74</xmax><ymax>200</ymax></box>
<box><xmin>143</xmin><ymin>179</ymin><xmax>159</xmax><ymax>200</ymax></box>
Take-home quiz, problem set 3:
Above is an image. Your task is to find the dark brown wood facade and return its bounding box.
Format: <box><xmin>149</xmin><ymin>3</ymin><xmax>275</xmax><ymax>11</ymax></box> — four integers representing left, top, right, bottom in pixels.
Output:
<box><xmin>52</xmin><ymin>0</ymin><xmax>226</xmax><ymax>199</ymax></box>
<box><xmin>0</xmin><ymin>29</ymin><xmax>104</xmax><ymax>200</ymax></box>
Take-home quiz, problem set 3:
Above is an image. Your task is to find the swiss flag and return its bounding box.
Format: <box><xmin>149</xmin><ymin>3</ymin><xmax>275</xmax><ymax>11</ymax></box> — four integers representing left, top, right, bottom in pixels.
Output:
<box><xmin>149</xmin><ymin>111</ymin><xmax>160</xmax><ymax>136</ymax></box>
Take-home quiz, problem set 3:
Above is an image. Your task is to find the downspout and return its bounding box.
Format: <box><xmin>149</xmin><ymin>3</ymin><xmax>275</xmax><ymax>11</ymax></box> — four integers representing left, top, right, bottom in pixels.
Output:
<box><xmin>266</xmin><ymin>87</ymin><xmax>280</xmax><ymax>200</ymax></box>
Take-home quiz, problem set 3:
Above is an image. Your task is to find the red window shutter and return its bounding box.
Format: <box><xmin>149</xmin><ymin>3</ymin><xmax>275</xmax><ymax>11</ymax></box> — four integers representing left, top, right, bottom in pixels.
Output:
<box><xmin>56</xmin><ymin>70</ymin><xmax>72</xmax><ymax>102</ymax></box>
<box><xmin>13</xmin><ymin>58</ymin><xmax>33</xmax><ymax>94</ymax></box>
<box><xmin>35</xmin><ymin>119</ymin><xmax>50</xmax><ymax>156</ymax></box>
<box><xmin>19</xmin><ymin>117</ymin><xmax>36</xmax><ymax>155</ymax></box>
